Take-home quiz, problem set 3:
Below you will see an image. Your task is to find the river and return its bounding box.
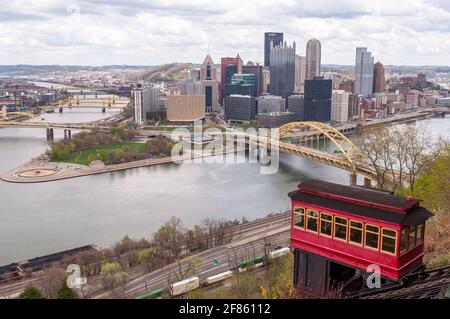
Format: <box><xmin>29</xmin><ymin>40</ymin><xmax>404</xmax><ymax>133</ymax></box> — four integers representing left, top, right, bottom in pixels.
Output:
<box><xmin>0</xmin><ymin>111</ymin><xmax>448</xmax><ymax>265</ymax></box>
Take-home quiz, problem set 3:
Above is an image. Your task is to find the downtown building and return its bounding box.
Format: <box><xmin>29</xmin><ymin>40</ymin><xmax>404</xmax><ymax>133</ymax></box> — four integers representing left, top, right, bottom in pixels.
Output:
<box><xmin>224</xmin><ymin>94</ymin><xmax>257</xmax><ymax>122</ymax></box>
<box><xmin>224</xmin><ymin>74</ymin><xmax>257</xmax><ymax>98</ymax></box>
<box><xmin>132</xmin><ymin>86</ymin><xmax>160</xmax><ymax>124</ymax></box>
<box><xmin>166</xmin><ymin>94</ymin><xmax>206</xmax><ymax>123</ymax></box>
<box><xmin>242</xmin><ymin>62</ymin><xmax>264</xmax><ymax>97</ymax></box>
<box><xmin>269</xmin><ymin>41</ymin><xmax>296</xmax><ymax>100</ymax></box>
<box><xmin>288</xmin><ymin>94</ymin><xmax>305</xmax><ymax>121</ymax></box>
<box><xmin>331</xmin><ymin>90</ymin><xmax>350</xmax><ymax>123</ymax></box>
<box><xmin>306</xmin><ymin>39</ymin><xmax>321</xmax><ymax>80</ymax></box>
<box><xmin>258</xmin><ymin>94</ymin><xmax>286</xmax><ymax>113</ymax></box>
<box><xmin>304</xmin><ymin>77</ymin><xmax>332</xmax><ymax>122</ymax></box>
<box><xmin>373</xmin><ymin>62</ymin><xmax>386</xmax><ymax>93</ymax></box>
<box><xmin>264</xmin><ymin>32</ymin><xmax>284</xmax><ymax>67</ymax></box>
<box><xmin>178</xmin><ymin>79</ymin><xmax>202</xmax><ymax>96</ymax></box>
<box><xmin>295</xmin><ymin>55</ymin><xmax>306</xmax><ymax>93</ymax></box>
<box><xmin>354</xmin><ymin>47</ymin><xmax>374</xmax><ymax>97</ymax></box>
<box><xmin>200</xmin><ymin>54</ymin><xmax>219</xmax><ymax>112</ymax></box>
<box><xmin>220</xmin><ymin>56</ymin><xmax>242</xmax><ymax>102</ymax></box>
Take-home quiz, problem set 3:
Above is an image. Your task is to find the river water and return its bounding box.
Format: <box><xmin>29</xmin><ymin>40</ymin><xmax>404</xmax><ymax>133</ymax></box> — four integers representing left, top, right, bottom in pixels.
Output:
<box><xmin>0</xmin><ymin>111</ymin><xmax>448</xmax><ymax>265</ymax></box>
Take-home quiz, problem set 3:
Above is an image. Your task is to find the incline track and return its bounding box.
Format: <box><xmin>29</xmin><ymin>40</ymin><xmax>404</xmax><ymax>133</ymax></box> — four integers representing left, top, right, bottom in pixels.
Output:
<box><xmin>349</xmin><ymin>265</ymin><xmax>450</xmax><ymax>299</ymax></box>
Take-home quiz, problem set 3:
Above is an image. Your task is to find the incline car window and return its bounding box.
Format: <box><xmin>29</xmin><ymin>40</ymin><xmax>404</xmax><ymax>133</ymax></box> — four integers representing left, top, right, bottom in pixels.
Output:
<box><xmin>416</xmin><ymin>225</ymin><xmax>424</xmax><ymax>243</ymax></box>
<box><xmin>409</xmin><ymin>226</ymin><xmax>417</xmax><ymax>248</ymax></box>
<box><xmin>320</xmin><ymin>213</ymin><xmax>332</xmax><ymax>237</ymax></box>
<box><xmin>400</xmin><ymin>227</ymin><xmax>408</xmax><ymax>253</ymax></box>
<box><xmin>381</xmin><ymin>228</ymin><xmax>397</xmax><ymax>255</ymax></box>
<box><xmin>349</xmin><ymin>220</ymin><xmax>363</xmax><ymax>245</ymax></box>
<box><xmin>334</xmin><ymin>217</ymin><xmax>348</xmax><ymax>241</ymax></box>
<box><xmin>306</xmin><ymin>210</ymin><xmax>318</xmax><ymax>233</ymax></box>
<box><xmin>294</xmin><ymin>207</ymin><xmax>305</xmax><ymax>228</ymax></box>
<box><xmin>365</xmin><ymin>224</ymin><xmax>379</xmax><ymax>250</ymax></box>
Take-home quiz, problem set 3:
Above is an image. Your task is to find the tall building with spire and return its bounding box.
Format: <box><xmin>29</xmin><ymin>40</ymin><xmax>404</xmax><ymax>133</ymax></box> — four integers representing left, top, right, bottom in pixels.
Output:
<box><xmin>373</xmin><ymin>61</ymin><xmax>386</xmax><ymax>93</ymax></box>
<box><xmin>354</xmin><ymin>47</ymin><xmax>374</xmax><ymax>97</ymax></box>
<box><xmin>306</xmin><ymin>39</ymin><xmax>321</xmax><ymax>80</ymax></box>
<box><xmin>269</xmin><ymin>41</ymin><xmax>296</xmax><ymax>100</ymax></box>
<box><xmin>201</xmin><ymin>54</ymin><xmax>219</xmax><ymax>112</ymax></box>
<box><xmin>264</xmin><ymin>32</ymin><xmax>284</xmax><ymax>67</ymax></box>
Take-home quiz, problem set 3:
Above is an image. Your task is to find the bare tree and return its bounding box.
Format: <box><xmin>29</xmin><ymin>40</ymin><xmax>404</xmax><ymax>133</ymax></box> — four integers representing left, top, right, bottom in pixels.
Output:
<box><xmin>41</xmin><ymin>266</ymin><xmax>66</xmax><ymax>299</ymax></box>
<box><xmin>358</xmin><ymin>125</ymin><xmax>439</xmax><ymax>190</ymax></box>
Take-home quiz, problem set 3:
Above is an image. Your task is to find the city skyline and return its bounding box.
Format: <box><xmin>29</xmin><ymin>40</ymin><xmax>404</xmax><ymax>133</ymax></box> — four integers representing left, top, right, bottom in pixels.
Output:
<box><xmin>0</xmin><ymin>0</ymin><xmax>449</xmax><ymax>66</ymax></box>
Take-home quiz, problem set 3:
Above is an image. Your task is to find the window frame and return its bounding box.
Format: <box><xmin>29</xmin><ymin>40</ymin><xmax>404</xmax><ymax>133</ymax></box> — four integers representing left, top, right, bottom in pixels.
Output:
<box><xmin>293</xmin><ymin>206</ymin><xmax>305</xmax><ymax>230</ymax></box>
<box><xmin>349</xmin><ymin>220</ymin><xmax>364</xmax><ymax>246</ymax></box>
<box><xmin>319</xmin><ymin>212</ymin><xmax>333</xmax><ymax>238</ymax></box>
<box><xmin>400</xmin><ymin>226</ymin><xmax>409</xmax><ymax>254</ymax></box>
<box><xmin>381</xmin><ymin>227</ymin><xmax>398</xmax><ymax>256</ymax></box>
<box><xmin>305</xmin><ymin>209</ymin><xmax>319</xmax><ymax>234</ymax></box>
<box><xmin>364</xmin><ymin>223</ymin><xmax>380</xmax><ymax>251</ymax></box>
<box><xmin>333</xmin><ymin>216</ymin><xmax>348</xmax><ymax>242</ymax></box>
<box><xmin>416</xmin><ymin>224</ymin><xmax>424</xmax><ymax>244</ymax></box>
<box><xmin>408</xmin><ymin>225</ymin><xmax>417</xmax><ymax>249</ymax></box>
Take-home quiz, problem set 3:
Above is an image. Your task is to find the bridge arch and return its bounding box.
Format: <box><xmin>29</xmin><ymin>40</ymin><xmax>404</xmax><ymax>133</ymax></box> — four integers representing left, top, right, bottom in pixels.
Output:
<box><xmin>271</xmin><ymin>121</ymin><xmax>365</xmax><ymax>171</ymax></box>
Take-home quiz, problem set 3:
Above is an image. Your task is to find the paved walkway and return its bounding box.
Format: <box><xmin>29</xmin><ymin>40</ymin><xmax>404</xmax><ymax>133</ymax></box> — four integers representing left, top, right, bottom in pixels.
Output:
<box><xmin>1</xmin><ymin>148</ymin><xmax>245</xmax><ymax>183</ymax></box>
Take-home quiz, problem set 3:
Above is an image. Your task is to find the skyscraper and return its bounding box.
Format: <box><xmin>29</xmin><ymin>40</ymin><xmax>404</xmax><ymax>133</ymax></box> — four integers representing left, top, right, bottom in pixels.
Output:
<box><xmin>295</xmin><ymin>55</ymin><xmax>306</xmax><ymax>93</ymax></box>
<box><xmin>132</xmin><ymin>87</ymin><xmax>160</xmax><ymax>124</ymax></box>
<box><xmin>201</xmin><ymin>54</ymin><xmax>219</xmax><ymax>112</ymax></box>
<box><xmin>354</xmin><ymin>47</ymin><xmax>374</xmax><ymax>97</ymax></box>
<box><xmin>304</xmin><ymin>77</ymin><xmax>332</xmax><ymax>122</ymax></box>
<box><xmin>373</xmin><ymin>61</ymin><xmax>386</xmax><ymax>93</ymax></box>
<box><xmin>220</xmin><ymin>56</ymin><xmax>240</xmax><ymax>102</ymax></box>
<box><xmin>305</xmin><ymin>39</ymin><xmax>321</xmax><ymax>80</ymax></box>
<box><xmin>264</xmin><ymin>32</ymin><xmax>283</xmax><ymax>67</ymax></box>
<box><xmin>269</xmin><ymin>41</ymin><xmax>296</xmax><ymax>99</ymax></box>
<box><xmin>242</xmin><ymin>63</ymin><xmax>263</xmax><ymax>97</ymax></box>
<box><xmin>224</xmin><ymin>74</ymin><xmax>257</xmax><ymax>97</ymax></box>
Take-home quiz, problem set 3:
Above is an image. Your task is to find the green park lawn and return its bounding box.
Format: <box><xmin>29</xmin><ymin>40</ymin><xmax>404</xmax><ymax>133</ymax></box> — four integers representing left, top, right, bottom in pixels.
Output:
<box><xmin>55</xmin><ymin>142</ymin><xmax>147</xmax><ymax>166</ymax></box>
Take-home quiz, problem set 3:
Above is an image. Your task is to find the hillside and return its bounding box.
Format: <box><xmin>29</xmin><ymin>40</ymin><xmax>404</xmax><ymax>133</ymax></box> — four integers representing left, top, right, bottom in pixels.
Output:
<box><xmin>127</xmin><ymin>63</ymin><xmax>195</xmax><ymax>82</ymax></box>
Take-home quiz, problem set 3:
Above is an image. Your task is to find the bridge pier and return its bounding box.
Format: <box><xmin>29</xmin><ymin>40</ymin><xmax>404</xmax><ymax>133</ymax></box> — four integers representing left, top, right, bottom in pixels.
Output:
<box><xmin>349</xmin><ymin>173</ymin><xmax>357</xmax><ymax>186</ymax></box>
<box><xmin>64</xmin><ymin>129</ymin><xmax>72</xmax><ymax>140</ymax></box>
<box><xmin>46</xmin><ymin>128</ymin><xmax>54</xmax><ymax>141</ymax></box>
<box><xmin>59</xmin><ymin>107</ymin><xmax>63</xmax><ymax>113</ymax></box>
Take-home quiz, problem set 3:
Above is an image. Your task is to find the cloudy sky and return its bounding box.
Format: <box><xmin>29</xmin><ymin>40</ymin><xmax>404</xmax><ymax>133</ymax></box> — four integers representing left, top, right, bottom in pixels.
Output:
<box><xmin>0</xmin><ymin>0</ymin><xmax>449</xmax><ymax>66</ymax></box>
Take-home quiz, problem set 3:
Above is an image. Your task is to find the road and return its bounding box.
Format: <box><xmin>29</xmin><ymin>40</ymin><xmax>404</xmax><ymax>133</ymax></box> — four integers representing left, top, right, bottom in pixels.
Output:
<box><xmin>94</xmin><ymin>219</ymin><xmax>291</xmax><ymax>298</ymax></box>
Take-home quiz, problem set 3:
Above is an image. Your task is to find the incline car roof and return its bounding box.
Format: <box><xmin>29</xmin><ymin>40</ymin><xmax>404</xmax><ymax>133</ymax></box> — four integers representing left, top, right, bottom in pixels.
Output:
<box><xmin>298</xmin><ymin>180</ymin><xmax>419</xmax><ymax>211</ymax></box>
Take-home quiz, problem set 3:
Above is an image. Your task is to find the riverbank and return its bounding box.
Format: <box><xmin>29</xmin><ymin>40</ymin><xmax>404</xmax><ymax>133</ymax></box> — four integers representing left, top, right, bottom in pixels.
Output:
<box><xmin>0</xmin><ymin>148</ymin><xmax>245</xmax><ymax>183</ymax></box>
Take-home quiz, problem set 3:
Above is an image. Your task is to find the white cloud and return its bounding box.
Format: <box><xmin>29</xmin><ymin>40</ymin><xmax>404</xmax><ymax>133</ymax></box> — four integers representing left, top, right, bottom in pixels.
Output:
<box><xmin>0</xmin><ymin>0</ymin><xmax>449</xmax><ymax>65</ymax></box>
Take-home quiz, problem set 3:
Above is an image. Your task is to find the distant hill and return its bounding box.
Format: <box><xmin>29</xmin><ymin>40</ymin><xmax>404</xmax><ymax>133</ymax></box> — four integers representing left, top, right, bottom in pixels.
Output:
<box><xmin>126</xmin><ymin>63</ymin><xmax>195</xmax><ymax>82</ymax></box>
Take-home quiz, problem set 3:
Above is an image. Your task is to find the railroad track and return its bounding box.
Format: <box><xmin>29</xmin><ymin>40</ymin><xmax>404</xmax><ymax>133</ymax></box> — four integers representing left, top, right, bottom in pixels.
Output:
<box><xmin>349</xmin><ymin>265</ymin><xmax>450</xmax><ymax>299</ymax></box>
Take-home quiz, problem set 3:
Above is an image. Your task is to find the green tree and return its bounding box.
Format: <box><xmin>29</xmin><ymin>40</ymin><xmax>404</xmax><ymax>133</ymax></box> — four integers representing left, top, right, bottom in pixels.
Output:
<box><xmin>19</xmin><ymin>286</ymin><xmax>45</xmax><ymax>299</ymax></box>
<box><xmin>56</xmin><ymin>281</ymin><xmax>78</xmax><ymax>299</ymax></box>
<box><xmin>100</xmin><ymin>262</ymin><xmax>128</xmax><ymax>298</ymax></box>
<box><xmin>138</xmin><ymin>247</ymin><xmax>156</xmax><ymax>272</ymax></box>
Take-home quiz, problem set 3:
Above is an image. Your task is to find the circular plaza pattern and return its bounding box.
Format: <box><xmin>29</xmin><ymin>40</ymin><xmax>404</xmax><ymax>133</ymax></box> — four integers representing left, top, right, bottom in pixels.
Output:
<box><xmin>15</xmin><ymin>167</ymin><xmax>62</xmax><ymax>178</ymax></box>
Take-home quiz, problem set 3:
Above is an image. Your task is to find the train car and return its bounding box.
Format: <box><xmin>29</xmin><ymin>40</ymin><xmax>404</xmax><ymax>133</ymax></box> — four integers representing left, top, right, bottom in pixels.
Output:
<box><xmin>289</xmin><ymin>180</ymin><xmax>433</xmax><ymax>294</ymax></box>
<box><xmin>170</xmin><ymin>276</ymin><xmax>200</xmax><ymax>297</ymax></box>
<box><xmin>239</xmin><ymin>257</ymin><xmax>264</xmax><ymax>272</ymax></box>
<box><xmin>268</xmin><ymin>247</ymin><xmax>291</xmax><ymax>259</ymax></box>
<box><xmin>205</xmin><ymin>271</ymin><xmax>233</xmax><ymax>285</ymax></box>
<box><xmin>134</xmin><ymin>288</ymin><xmax>163</xmax><ymax>299</ymax></box>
